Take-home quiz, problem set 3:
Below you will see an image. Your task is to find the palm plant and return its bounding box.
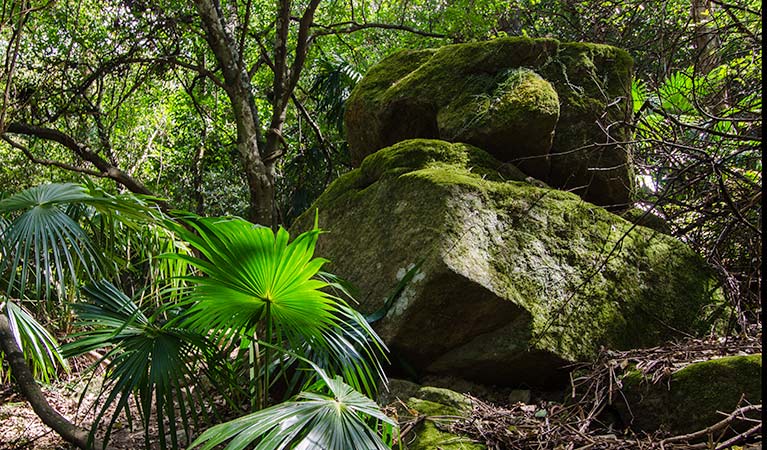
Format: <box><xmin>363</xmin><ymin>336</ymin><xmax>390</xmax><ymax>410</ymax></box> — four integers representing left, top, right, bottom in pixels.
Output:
<box><xmin>189</xmin><ymin>365</ymin><xmax>397</xmax><ymax>450</ymax></box>
<box><xmin>164</xmin><ymin>215</ymin><xmax>388</xmax><ymax>408</ymax></box>
<box><xmin>2</xmin><ymin>182</ymin><xmax>396</xmax><ymax>449</ymax></box>
<box><xmin>61</xmin><ymin>280</ymin><xmax>217</xmax><ymax>449</ymax></box>
<box><xmin>0</xmin><ymin>183</ymin><xmax>170</xmax><ymax>380</ymax></box>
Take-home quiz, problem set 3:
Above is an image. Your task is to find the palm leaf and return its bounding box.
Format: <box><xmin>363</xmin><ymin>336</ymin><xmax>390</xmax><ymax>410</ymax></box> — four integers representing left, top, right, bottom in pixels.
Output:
<box><xmin>62</xmin><ymin>280</ymin><xmax>214</xmax><ymax>450</ymax></box>
<box><xmin>188</xmin><ymin>370</ymin><xmax>396</xmax><ymax>450</ymax></box>
<box><xmin>657</xmin><ymin>68</ymin><xmax>695</xmax><ymax>115</ymax></box>
<box><xmin>163</xmin><ymin>215</ymin><xmax>387</xmax><ymax>400</ymax></box>
<box><xmin>310</xmin><ymin>54</ymin><xmax>362</xmax><ymax>131</ymax></box>
<box><xmin>0</xmin><ymin>298</ymin><xmax>69</xmax><ymax>383</ymax></box>
<box><xmin>0</xmin><ymin>183</ymin><xmax>104</xmax><ymax>300</ymax></box>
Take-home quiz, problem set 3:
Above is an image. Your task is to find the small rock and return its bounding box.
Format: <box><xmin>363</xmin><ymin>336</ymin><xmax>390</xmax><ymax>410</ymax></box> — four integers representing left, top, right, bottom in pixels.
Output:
<box><xmin>508</xmin><ymin>389</ymin><xmax>531</xmax><ymax>404</ymax></box>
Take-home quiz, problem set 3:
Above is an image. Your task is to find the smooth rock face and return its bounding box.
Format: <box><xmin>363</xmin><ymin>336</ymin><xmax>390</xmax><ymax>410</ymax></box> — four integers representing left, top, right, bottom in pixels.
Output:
<box><xmin>293</xmin><ymin>140</ymin><xmax>722</xmax><ymax>388</ymax></box>
<box><xmin>617</xmin><ymin>354</ymin><xmax>762</xmax><ymax>434</ymax></box>
<box><xmin>344</xmin><ymin>37</ymin><xmax>635</xmax><ymax>208</ymax></box>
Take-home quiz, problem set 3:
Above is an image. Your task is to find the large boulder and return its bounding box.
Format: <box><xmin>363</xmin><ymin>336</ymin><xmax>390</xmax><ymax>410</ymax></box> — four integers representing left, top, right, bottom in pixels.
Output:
<box><xmin>293</xmin><ymin>139</ymin><xmax>722</xmax><ymax>388</ymax></box>
<box><xmin>344</xmin><ymin>37</ymin><xmax>635</xmax><ymax>208</ymax></box>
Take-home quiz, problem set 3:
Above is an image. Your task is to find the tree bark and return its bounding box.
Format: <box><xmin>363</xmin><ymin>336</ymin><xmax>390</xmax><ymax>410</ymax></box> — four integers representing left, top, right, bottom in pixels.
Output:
<box><xmin>0</xmin><ymin>313</ymin><xmax>102</xmax><ymax>450</ymax></box>
<box><xmin>691</xmin><ymin>0</ymin><xmax>721</xmax><ymax>74</ymax></box>
<box><xmin>193</xmin><ymin>0</ymin><xmax>275</xmax><ymax>226</ymax></box>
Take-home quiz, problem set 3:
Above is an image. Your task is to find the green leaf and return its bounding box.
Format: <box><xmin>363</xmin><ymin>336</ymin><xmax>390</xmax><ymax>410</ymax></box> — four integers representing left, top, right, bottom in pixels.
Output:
<box><xmin>62</xmin><ymin>280</ymin><xmax>214</xmax><ymax>450</ymax></box>
<box><xmin>0</xmin><ymin>183</ymin><xmax>103</xmax><ymax>300</ymax></box>
<box><xmin>188</xmin><ymin>374</ymin><xmax>397</xmax><ymax>450</ymax></box>
<box><xmin>0</xmin><ymin>298</ymin><xmax>69</xmax><ymax>383</ymax></box>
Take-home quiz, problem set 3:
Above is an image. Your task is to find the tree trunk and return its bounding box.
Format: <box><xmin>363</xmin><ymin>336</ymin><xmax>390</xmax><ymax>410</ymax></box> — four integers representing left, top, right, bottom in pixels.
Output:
<box><xmin>0</xmin><ymin>313</ymin><xmax>103</xmax><ymax>450</ymax></box>
<box><xmin>691</xmin><ymin>0</ymin><xmax>721</xmax><ymax>74</ymax></box>
<box><xmin>193</xmin><ymin>0</ymin><xmax>275</xmax><ymax>226</ymax></box>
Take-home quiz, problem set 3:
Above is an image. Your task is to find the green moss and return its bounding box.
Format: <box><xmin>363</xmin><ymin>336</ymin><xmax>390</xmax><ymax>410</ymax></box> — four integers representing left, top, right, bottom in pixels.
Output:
<box><xmin>406</xmin><ymin>398</ymin><xmax>485</xmax><ymax>450</ymax></box>
<box><xmin>415</xmin><ymin>387</ymin><xmax>473</xmax><ymax>413</ymax></box>
<box><xmin>619</xmin><ymin>355</ymin><xmax>762</xmax><ymax>434</ymax></box>
<box><xmin>292</xmin><ymin>139</ymin><xmax>722</xmax><ymax>386</ymax></box>
<box><xmin>322</xmin><ymin>139</ymin><xmax>719</xmax><ymax>362</ymax></box>
<box><xmin>344</xmin><ymin>37</ymin><xmax>635</xmax><ymax>207</ymax></box>
<box><xmin>383</xmin><ymin>38</ymin><xmax>559</xmax><ymax>105</ymax></box>
<box><xmin>351</xmin><ymin>48</ymin><xmax>437</xmax><ymax>108</ymax></box>
<box><xmin>359</xmin><ymin>139</ymin><xmax>525</xmax><ymax>185</ymax></box>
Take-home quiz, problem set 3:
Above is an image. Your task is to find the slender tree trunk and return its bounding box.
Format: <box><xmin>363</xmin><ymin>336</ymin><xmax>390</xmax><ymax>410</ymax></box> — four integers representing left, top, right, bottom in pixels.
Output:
<box><xmin>193</xmin><ymin>0</ymin><xmax>275</xmax><ymax>226</ymax></box>
<box><xmin>193</xmin><ymin>143</ymin><xmax>206</xmax><ymax>215</ymax></box>
<box><xmin>691</xmin><ymin>0</ymin><xmax>721</xmax><ymax>74</ymax></box>
<box><xmin>0</xmin><ymin>313</ymin><xmax>103</xmax><ymax>450</ymax></box>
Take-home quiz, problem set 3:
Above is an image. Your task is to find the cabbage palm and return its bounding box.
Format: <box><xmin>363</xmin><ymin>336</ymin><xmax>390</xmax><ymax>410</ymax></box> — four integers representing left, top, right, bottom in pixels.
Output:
<box><xmin>0</xmin><ymin>182</ymin><xmax>179</xmax><ymax>449</ymax></box>
<box><xmin>2</xmin><ymin>183</ymin><xmax>395</xmax><ymax>449</ymax></box>
<box><xmin>0</xmin><ymin>183</ymin><xmax>169</xmax><ymax>381</ymax></box>
<box><xmin>165</xmin><ymin>215</ymin><xmax>387</xmax><ymax>408</ymax></box>
<box><xmin>189</xmin><ymin>367</ymin><xmax>397</xmax><ymax>450</ymax></box>
<box><xmin>62</xmin><ymin>280</ymin><xmax>216</xmax><ymax>449</ymax></box>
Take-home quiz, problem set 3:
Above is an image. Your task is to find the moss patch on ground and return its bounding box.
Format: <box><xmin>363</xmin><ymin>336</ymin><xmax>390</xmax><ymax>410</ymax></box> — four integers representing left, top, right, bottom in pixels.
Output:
<box><xmin>405</xmin><ymin>393</ymin><xmax>485</xmax><ymax>450</ymax></box>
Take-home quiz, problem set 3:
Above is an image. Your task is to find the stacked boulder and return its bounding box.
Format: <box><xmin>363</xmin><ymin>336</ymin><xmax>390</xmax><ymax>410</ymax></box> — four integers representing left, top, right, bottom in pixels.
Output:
<box><xmin>293</xmin><ymin>37</ymin><xmax>746</xmax><ymax>440</ymax></box>
<box><xmin>344</xmin><ymin>37</ymin><xmax>635</xmax><ymax>208</ymax></box>
<box><xmin>294</xmin><ymin>138</ymin><xmax>721</xmax><ymax>387</ymax></box>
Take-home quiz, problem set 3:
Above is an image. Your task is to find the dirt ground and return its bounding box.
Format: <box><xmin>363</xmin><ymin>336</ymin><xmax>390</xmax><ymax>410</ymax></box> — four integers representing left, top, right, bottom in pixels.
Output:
<box><xmin>0</xmin><ymin>374</ymin><xmax>146</xmax><ymax>450</ymax></box>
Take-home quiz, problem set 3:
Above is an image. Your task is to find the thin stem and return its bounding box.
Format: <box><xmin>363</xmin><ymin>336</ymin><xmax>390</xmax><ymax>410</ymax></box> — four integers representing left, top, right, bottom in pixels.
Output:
<box><xmin>248</xmin><ymin>331</ymin><xmax>261</xmax><ymax>411</ymax></box>
<box><xmin>263</xmin><ymin>301</ymin><xmax>272</xmax><ymax>409</ymax></box>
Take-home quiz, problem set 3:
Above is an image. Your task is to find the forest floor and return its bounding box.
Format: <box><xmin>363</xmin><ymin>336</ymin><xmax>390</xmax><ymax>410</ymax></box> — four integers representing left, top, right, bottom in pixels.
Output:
<box><xmin>0</xmin><ymin>373</ymin><xmax>146</xmax><ymax>450</ymax></box>
<box><xmin>1</xmin><ymin>335</ymin><xmax>762</xmax><ymax>450</ymax></box>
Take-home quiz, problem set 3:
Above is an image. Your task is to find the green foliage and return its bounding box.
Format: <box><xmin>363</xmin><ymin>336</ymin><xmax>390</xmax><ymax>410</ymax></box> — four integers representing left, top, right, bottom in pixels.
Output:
<box><xmin>164</xmin><ymin>215</ymin><xmax>387</xmax><ymax>401</ymax></box>
<box><xmin>189</xmin><ymin>369</ymin><xmax>397</xmax><ymax>450</ymax></box>
<box><xmin>310</xmin><ymin>53</ymin><xmax>363</xmax><ymax>132</ymax></box>
<box><xmin>0</xmin><ymin>179</ymin><xmax>394</xmax><ymax>449</ymax></box>
<box><xmin>0</xmin><ymin>183</ymin><xmax>103</xmax><ymax>300</ymax></box>
<box><xmin>0</xmin><ymin>298</ymin><xmax>69</xmax><ymax>383</ymax></box>
<box><xmin>62</xmin><ymin>281</ymin><xmax>214</xmax><ymax>449</ymax></box>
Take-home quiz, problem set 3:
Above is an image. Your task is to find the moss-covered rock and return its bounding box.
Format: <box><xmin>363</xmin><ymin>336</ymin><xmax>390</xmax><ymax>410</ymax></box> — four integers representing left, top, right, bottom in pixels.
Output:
<box><xmin>404</xmin><ymin>389</ymin><xmax>484</xmax><ymax>449</ymax></box>
<box><xmin>293</xmin><ymin>139</ymin><xmax>723</xmax><ymax>388</ymax></box>
<box><xmin>344</xmin><ymin>37</ymin><xmax>634</xmax><ymax>208</ymax></box>
<box><xmin>617</xmin><ymin>354</ymin><xmax>762</xmax><ymax>434</ymax></box>
<box><xmin>378</xmin><ymin>379</ymin><xmax>485</xmax><ymax>449</ymax></box>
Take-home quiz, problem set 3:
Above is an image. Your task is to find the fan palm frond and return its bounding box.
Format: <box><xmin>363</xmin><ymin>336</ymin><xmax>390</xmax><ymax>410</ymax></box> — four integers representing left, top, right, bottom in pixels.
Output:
<box><xmin>164</xmin><ymin>215</ymin><xmax>387</xmax><ymax>400</ymax></box>
<box><xmin>188</xmin><ymin>369</ymin><xmax>397</xmax><ymax>450</ymax></box>
<box><xmin>0</xmin><ymin>183</ymin><xmax>104</xmax><ymax>301</ymax></box>
<box><xmin>310</xmin><ymin>54</ymin><xmax>362</xmax><ymax>131</ymax></box>
<box><xmin>0</xmin><ymin>298</ymin><xmax>69</xmax><ymax>383</ymax></box>
<box><xmin>62</xmin><ymin>280</ymin><xmax>213</xmax><ymax>450</ymax></box>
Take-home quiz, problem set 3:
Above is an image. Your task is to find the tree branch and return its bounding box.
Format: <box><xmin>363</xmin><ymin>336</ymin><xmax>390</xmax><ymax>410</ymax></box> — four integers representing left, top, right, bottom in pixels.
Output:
<box><xmin>285</xmin><ymin>0</ymin><xmax>322</xmax><ymax>107</ymax></box>
<box><xmin>0</xmin><ymin>312</ymin><xmax>103</xmax><ymax>450</ymax></box>
<box><xmin>310</xmin><ymin>20</ymin><xmax>448</xmax><ymax>38</ymax></box>
<box><xmin>1</xmin><ymin>135</ymin><xmax>102</xmax><ymax>176</ymax></box>
<box><xmin>3</xmin><ymin>122</ymin><xmax>167</xmax><ymax>212</ymax></box>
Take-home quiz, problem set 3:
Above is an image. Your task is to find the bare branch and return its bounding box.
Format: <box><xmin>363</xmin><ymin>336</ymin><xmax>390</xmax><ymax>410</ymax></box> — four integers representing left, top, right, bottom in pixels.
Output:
<box><xmin>1</xmin><ymin>135</ymin><xmax>102</xmax><ymax>177</ymax></box>
<box><xmin>310</xmin><ymin>20</ymin><xmax>447</xmax><ymax>38</ymax></box>
<box><xmin>3</xmin><ymin>122</ymin><xmax>162</xmax><ymax>202</ymax></box>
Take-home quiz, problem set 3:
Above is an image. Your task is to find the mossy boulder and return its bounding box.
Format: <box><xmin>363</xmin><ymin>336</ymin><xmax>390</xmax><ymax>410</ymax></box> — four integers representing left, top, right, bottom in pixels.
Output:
<box><xmin>617</xmin><ymin>354</ymin><xmax>762</xmax><ymax>434</ymax></box>
<box><xmin>402</xmin><ymin>386</ymin><xmax>484</xmax><ymax>449</ymax></box>
<box><xmin>345</xmin><ymin>37</ymin><xmax>635</xmax><ymax>208</ymax></box>
<box><xmin>293</xmin><ymin>139</ymin><xmax>722</xmax><ymax>387</ymax></box>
